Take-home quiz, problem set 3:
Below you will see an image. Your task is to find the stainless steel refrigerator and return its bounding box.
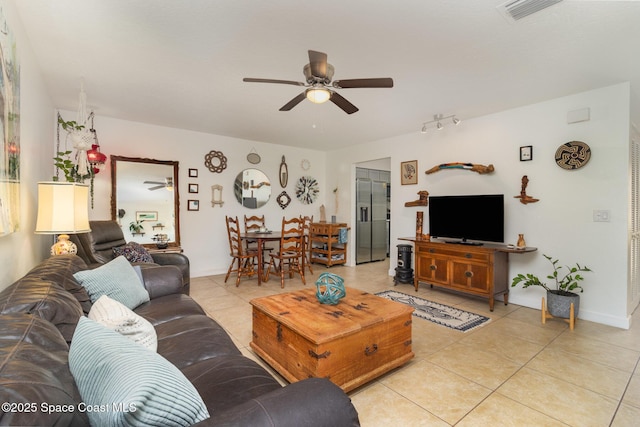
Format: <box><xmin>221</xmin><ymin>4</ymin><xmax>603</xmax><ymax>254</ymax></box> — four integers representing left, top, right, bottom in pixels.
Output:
<box><xmin>356</xmin><ymin>178</ymin><xmax>388</xmax><ymax>264</ymax></box>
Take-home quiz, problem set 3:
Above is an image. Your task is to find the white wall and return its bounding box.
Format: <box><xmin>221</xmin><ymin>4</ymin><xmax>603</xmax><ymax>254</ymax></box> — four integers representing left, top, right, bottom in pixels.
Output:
<box><xmin>61</xmin><ymin>112</ymin><xmax>327</xmax><ymax>278</ymax></box>
<box><xmin>0</xmin><ymin>0</ymin><xmax>54</xmax><ymax>290</ymax></box>
<box><xmin>326</xmin><ymin>83</ymin><xmax>631</xmax><ymax>328</ymax></box>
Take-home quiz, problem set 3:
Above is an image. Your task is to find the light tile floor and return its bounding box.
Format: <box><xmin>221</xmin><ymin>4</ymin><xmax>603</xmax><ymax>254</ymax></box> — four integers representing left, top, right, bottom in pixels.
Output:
<box><xmin>189</xmin><ymin>260</ymin><xmax>640</xmax><ymax>426</ymax></box>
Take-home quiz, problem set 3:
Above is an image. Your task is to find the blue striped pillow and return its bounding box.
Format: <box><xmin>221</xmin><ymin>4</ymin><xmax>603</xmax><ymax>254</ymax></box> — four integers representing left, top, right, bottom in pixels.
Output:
<box><xmin>69</xmin><ymin>317</ymin><xmax>209</xmax><ymax>426</ymax></box>
<box><xmin>73</xmin><ymin>256</ymin><xmax>150</xmax><ymax>309</ymax></box>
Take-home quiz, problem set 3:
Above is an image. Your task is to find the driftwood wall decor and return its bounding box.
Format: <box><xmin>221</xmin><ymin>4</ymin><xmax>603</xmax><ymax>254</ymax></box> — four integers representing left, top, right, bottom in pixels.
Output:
<box><xmin>425</xmin><ymin>162</ymin><xmax>494</xmax><ymax>175</ymax></box>
<box><xmin>514</xmin><ymin>175</ymin><xmax>539</xmax><ymax>204</ymax></box>
<box><xmin>405</xmin><ymin>190</ymin><xmax>429</xmax><ymax>207</ymax></box>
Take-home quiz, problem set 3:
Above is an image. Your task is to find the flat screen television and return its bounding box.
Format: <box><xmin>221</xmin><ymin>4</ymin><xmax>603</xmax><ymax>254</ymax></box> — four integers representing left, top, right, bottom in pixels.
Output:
<box><xmin>428</xmin><ymin>194</ymin><xmax>504</xmax><ymax>245</ymax></box>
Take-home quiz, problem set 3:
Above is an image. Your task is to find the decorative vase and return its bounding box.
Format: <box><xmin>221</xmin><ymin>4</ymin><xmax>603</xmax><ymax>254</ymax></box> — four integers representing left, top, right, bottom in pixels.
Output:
<box><xmin>517</xmin><ymin>234</ymin><xmax>526</xmax><ymax>248</ymax></box>
<box><xmin>315</xmin><ymin>272</ymin><xmax>346</xmax><ymax>305</ymax></box>
<box><xmin>547</xmin><ymin>290</ymin><xmax>580</xmax><ymax>318</ymax></box>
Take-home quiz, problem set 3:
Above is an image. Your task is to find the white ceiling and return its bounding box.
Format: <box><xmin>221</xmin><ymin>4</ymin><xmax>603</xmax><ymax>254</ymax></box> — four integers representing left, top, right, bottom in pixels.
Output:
<box><xmin>13</xmin><ymin>0</ymin><xmax>640</xmax><ymax>151</ymax></box>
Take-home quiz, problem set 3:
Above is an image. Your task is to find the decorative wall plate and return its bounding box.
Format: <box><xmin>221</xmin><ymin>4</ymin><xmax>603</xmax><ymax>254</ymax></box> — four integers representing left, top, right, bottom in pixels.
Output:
<box><xmin>555</xmin><ymin>141</ymin><xmax>591</xmax><ymax>170</ymax></box>
<box><xmin>277</xmin><ymin>191</ymin><xmax>291</xmax><ymax>209</ymax></box>
<box><xmin>295</xmin><ymin>176</ymin><xmax>319</xmax><ymax>205</ymax></box>
<box><xmin>204</xmin><ymin>150</ymin><xmax>228</xmax><ymax>173</ymax></box>
<box><xmin>301</xmin><ymin>159</ymin><xmax>310</xmax><ymax>171</ymax></box>
<box><xmin>247</xmin><ymin>148</ymin><xmax>261</xmax><ymax>164</ymax></box>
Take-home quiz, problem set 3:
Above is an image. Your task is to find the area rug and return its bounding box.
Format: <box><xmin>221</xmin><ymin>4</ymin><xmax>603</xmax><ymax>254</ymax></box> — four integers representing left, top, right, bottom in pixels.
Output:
<box><xmin>375</xmin><ymin>290</ymin><xmax>491</xmax><ymax>332</ymax></box>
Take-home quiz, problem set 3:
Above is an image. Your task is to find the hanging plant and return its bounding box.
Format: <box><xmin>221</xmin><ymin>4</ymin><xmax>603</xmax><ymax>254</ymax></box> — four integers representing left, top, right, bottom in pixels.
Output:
<box><xmin>55</xmin><ymin>113</ymin><xmax>96</xmax><ymax>207</ymax></box>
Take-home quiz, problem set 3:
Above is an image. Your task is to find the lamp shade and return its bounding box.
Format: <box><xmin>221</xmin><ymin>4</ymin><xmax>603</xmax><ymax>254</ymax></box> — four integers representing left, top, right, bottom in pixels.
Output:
<box><xmin>35</xmin><ymin>182</ymin><xmax>90</xmax><ymax>234</ymax></box>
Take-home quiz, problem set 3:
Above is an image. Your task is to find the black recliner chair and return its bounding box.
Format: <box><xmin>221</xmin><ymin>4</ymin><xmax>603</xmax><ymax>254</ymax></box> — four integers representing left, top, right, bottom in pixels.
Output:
<box><xmin>70</xmin><ymin>220</ymin><xmax>190</xmax><ymax>294</ymax></box>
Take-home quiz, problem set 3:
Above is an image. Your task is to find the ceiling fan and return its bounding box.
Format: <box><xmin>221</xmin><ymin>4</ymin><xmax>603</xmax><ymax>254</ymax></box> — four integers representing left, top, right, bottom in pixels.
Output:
<box><xmin>144</xmin><ymin>177</ymin><xmax>173</xmax><ymax>191</ymax></box>
<box><xmin>243</xmin><ymin>50</ymin><xmax>393</xmax><ymax>114</ymax></box>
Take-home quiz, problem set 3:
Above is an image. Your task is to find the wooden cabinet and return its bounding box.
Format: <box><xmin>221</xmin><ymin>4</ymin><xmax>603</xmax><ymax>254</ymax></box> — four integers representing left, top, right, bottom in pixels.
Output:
<box><xmin>310</xmin><ymin>222</ymin><xmax>348</xmax><ymax>267</ymax></box>
<box><xmin>413</xmin><ymin>240</ymin><xmax>509</xmax><ymax>311</ymax></box>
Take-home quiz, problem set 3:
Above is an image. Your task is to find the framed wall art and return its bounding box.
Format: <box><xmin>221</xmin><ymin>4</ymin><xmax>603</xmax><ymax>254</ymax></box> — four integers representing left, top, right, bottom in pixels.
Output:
<box><xmin>520</xmin><ymin>145</ymin><xmax>533</xmax><ymax>161</ymax></box>
<box><xmin>401</xmin><ymin>160</ymin><xmax>418</xmax><ymax>185</ymax></box>
<box><xmin>188</xmin><ymin>183</ymin><xmax>199</xmax><ymax>193</ymax></box>
<box><xmin>136</xmin><ymin>211</ymin><xmax>158</xmax><ymax>221</ymax></box>
<box><xmin>188</xmin><ymin>168</ymin><xmax>198</xmax><ymax>178</ymax></box>
<box><xmin>188</xmin><ymin>200</ymin><xmax>200</xmax><ymax>211</ymax></box>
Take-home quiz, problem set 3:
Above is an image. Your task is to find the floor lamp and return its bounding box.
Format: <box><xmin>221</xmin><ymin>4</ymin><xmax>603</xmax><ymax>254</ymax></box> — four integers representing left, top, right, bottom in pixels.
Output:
<box><xmin>35</xmin><ymin>182</ymin><xmax>91</xmax><ymax>255</ymax></box>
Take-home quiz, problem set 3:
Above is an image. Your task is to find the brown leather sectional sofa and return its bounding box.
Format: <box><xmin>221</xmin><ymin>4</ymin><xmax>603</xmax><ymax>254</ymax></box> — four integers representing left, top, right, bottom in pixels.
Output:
<box><xmin>0</xmin><ymin>255</ymin><xmax>360</xmax><ymax>426</ymax></box>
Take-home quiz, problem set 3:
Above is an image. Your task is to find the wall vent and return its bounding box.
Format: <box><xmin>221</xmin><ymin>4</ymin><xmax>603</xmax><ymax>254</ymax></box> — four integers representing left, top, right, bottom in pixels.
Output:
<box><xmin>497</xmin><ymin>0</ymin><xmax>563</xmax><ymax>22</ymax></box>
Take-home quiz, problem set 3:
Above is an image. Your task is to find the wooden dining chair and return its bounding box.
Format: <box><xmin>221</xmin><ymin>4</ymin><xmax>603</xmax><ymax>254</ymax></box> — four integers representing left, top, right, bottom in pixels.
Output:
<box><xmin>266</xmin><ymin>216</ymin><xmax>306</xmax><ymax>288</ymax></box>
<box><xmin>224</xmin><ymin>216</ymin><xmax>259</xmax><ymax>286</ymax></box>
<box><xmin>244</xmin><ymin>214</ymin><xmax>273</xmax><ymax>268</ymax></box>
<box><xmin>299</xmin><ymin>215</ymin><xmax>313</xmax><ymax>274</ymax></box>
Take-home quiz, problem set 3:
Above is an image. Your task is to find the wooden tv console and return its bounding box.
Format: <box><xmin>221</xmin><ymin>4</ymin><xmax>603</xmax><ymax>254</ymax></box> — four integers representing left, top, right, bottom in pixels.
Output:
<box><xmin>399</xmin><ymin>238</ymin><xmax>536</xmax><ymax>311</ymax></box>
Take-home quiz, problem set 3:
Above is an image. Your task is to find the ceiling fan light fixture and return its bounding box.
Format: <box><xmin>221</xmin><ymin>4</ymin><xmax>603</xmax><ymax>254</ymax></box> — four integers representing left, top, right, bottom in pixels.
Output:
<box><xmin>452</xmin><ymin>116</ymin><xmax>461</xmax><ymax>125</ymax></box>
<box><xmin>305</xmin><ymin>87</ymin><xmax>331</xmax><ymax>104</ymax></box>
<box><xmin>421</xmin><ymin>124</ymin><xmax>427</xmax><ymax>134</ymax></box>
<box><xmin>436</xmin><ymin>121</ymin><xmax>443</xmax><ymax>130</ymax></box>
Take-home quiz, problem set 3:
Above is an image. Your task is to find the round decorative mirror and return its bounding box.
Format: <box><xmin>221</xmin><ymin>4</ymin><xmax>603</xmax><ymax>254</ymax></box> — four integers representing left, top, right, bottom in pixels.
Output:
<box><xmin>277</xmin><ymin>191</ymin><xmax>291</xmax><ymax>209</ymax></box>
<box><xmin>234</xmin><ymin>168</ymin><xmax>271</xmax><ymax>208</ymax></box>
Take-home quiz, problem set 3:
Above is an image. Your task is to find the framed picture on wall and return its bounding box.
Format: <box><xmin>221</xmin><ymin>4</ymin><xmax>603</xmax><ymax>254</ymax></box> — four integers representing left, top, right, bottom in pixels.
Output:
<box><xmin>188</xmin><ymin>168</ymin><xmax>198</xmax><ymax>178</ymax></box>
<box><xmin>520</xmin><ymin>145</ymin><xmax>533</xmax><ymax>161</ymax></box>
<box><xmin>188</xmin><ymin>200</ymin><xmax>199</xmax><ymax>211</ymax></box>
<box><xmin>188</xmin><ymin>183</ymin><xmax>199</xmax><ymax>193</ymax></box>
<box><xmin>136</xmin><ymin>211</ymin><xmax>158</xmax><ymax>221</ymax></box>
<box><xmin>401</xmin><ymin>160</ymin><xmax>418</xmax><ymax>185</ymax></box>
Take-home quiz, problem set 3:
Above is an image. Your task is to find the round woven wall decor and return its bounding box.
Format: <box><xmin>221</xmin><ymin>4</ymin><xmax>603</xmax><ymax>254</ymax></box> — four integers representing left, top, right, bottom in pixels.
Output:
<box><xmin>555</xmin><ymin>141</ymin><xmax>591</xmax><ymax>170</ymax></box>
<box><xmin>204</xmin><ymin>150</ymin><xmax>228</xmax><ymax>173</ymax></box>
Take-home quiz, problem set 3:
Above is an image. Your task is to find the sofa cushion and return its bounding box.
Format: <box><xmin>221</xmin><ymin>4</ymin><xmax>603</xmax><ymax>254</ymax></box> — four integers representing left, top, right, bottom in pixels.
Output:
<box><xmin>0</xmin><ymin>277</ymin><xmax>84</xmax><ymax>342</ymax></box>
<box><xmin>155</xmin><ymin>314</ymin><xmax>241</xmax><ymax>369</ymax></box>
<box><xmin>134</xmin><ymin>293</ymin><xmax>206</xmax><ymax>325</ymax></box>
<box><xmin>113</xmin><ymin>241</ymin><xmax>155</xmax><ymax>263</ymax></box>
<box><xmin>0</xmin><ymin>313</ymin><xmax>88</xmax><ymax>426</ymax></box>
<box><xmin>89</xmin><ymin>295</ymin><xmax>157</xmax><ymax>351</ymax></box>
<box><xmin>73</xmin><ymin>255</ymin><xmax>150</xmax><ymax>309</ymax></box>
<box><xmin>182</xmin><ymin>354</ymin><xmax>281</xmax><ymax>414</ymax></box>
<box><xmin>69</xmin><ymin>317</ymin><xmax>210</xmax><ymax>426</ymax></box>
<box><xmin>25</xmin><ymin>254</ymin><xmax>92</xmax><ymax>314</ymax></box>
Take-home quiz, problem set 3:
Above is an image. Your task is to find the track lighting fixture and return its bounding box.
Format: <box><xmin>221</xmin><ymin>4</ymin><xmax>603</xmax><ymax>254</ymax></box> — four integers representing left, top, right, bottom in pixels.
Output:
<box><xmin>421</xmin><ymin>114</ymin><xmax>461</xmax><ymax>132</ymax></box>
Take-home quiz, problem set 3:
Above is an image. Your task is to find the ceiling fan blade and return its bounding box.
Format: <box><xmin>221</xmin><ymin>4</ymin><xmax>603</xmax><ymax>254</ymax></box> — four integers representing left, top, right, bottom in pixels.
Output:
<box><xmin>243</xmin><ymin>78</ymin><xmax>305</xmax><ymax>86</ymax></box>
<box><xmin>279</xmin><ymin>92</ymin><xmax>306</xmax><ymax>111</ymax></box>
<box><xmin>332</xmin><ymin>78</ymin><xmax>394</xmax><ymax>89</ymax></box>
<box><xmin>144</xmin><ymin>181</ymin><xmax>164</xmax><ymax>185</ymax></box>
<box><xmin>330</xmin><ymin>92</ymin><xmax>359</xmax><ymax>114</ymax></box>
<box><xmin>148</xmin><ymin>185</ymin><xmax>164</xmax><ymax>191</ymax></box>
<box><xmin>308</xmin><ymin>50</ymin><xmax>328</xmax><ymax>78</ymax></box>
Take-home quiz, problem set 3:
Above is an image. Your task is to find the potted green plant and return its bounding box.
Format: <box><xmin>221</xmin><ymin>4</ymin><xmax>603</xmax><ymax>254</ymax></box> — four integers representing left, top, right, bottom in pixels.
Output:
<box><xmin>129</xmin><ymin>221</ymin><xmax>144</xmax><ymax>235</ymax></box>
<box><xmin>511</xmin><ymin>254</ymin><xmax>592</xmax><ymax>318</ymax></box>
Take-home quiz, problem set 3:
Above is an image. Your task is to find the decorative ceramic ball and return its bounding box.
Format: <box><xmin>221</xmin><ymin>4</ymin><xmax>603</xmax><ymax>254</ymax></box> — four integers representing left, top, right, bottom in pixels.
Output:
<box><xmin>315</xmin><ymin>272</ymin><xmax>346</xmax><ymax>305</ymax></box>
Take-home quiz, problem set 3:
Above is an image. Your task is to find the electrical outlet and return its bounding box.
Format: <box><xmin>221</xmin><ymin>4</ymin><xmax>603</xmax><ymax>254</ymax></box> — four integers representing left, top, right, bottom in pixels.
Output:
<box><xmin>593</xmin><ymin>210</ymin><xmax>611</xmax><ymax>222</ymax></box>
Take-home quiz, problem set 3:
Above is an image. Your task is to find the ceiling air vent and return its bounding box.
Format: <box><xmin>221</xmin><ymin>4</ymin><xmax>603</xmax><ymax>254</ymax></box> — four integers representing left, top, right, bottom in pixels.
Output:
<box><xmin>497</xmin><ymin>0</ymin><xmax>563</xmax><ymax>22</ymax></box>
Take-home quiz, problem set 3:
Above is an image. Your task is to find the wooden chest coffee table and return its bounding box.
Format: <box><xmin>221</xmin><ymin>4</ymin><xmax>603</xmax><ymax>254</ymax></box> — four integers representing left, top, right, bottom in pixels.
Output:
<box><xmin>250</xmin><ymin>287</ymin><xmax>414</xmax><ymax>392</ymax></box>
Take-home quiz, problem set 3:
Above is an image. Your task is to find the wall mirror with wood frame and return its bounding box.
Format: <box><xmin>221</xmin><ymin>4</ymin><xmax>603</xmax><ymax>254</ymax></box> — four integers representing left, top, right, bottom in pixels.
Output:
<box><xmin>111</xmin><ymin>156</ymin><xmax>180</xmax><ymax>247</ymax></box>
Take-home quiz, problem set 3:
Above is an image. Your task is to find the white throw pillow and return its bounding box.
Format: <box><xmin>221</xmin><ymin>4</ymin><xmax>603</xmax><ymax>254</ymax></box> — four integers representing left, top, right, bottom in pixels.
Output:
<box><xmin>89</xmin><ymin>295</ymin><xmax>157</xmax><ymax>351</ymax></box>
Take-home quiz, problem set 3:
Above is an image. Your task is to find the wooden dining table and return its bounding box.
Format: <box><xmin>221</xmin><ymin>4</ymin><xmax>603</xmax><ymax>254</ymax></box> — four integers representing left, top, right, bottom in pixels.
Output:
<box><xmin>240</xmin><ymin>231</ymin><xmax>305</xmax><ymax>285</ymax></box>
